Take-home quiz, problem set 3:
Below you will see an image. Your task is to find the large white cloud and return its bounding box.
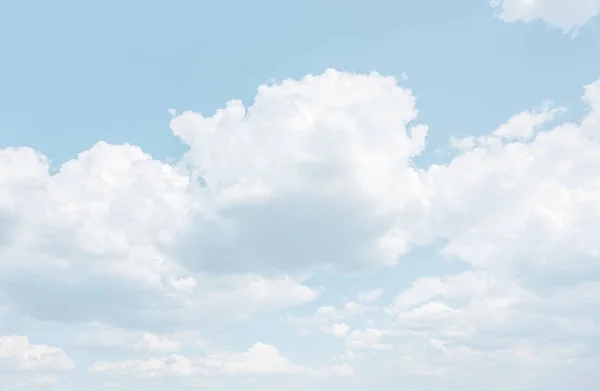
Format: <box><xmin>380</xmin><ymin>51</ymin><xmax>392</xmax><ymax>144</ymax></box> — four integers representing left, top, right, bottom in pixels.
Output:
<box><xmin>490</xmin><ymin>0</ymin><xmax>600</xmax><ymax>32</ymax></box>
<box><xmin>0</xmin><ymin>144</ymin><xmax>319</xmax><ymax>328</ymax></box>
<box><xmin>424</xmin><ymin>86</ymin><xmax>600</xmax><ymax>275</ymax></box>
<box><xmin>169</xmin><ymin>69</ymin><xmax>429</xmax><ymax>274</ymax></box>
<box><xmin>337</xmin><ymin>75</ymin><xmax>600</xmax><ymax>379</ymax></box>
<box><xmin>0</xmin><ymin>70</ymin><xmax>430</xmax><ymax>330</ymax></box>
<box><xmin>1</xmin><ymin>69</ymin><xmax>600</xmax><ymax>390</ymax></box>
<box><xmin>0</xmin><ymin>335</ymin><xmax>74</xmax><ymax>372</ymax></box>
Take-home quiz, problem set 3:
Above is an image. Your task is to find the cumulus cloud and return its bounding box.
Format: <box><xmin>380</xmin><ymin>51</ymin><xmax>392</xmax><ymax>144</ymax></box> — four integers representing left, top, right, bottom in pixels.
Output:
<box><xmin>0</xmin><ymin>335</ymin><xmax>74</xmax><ymax>372</ymax></box>
<box><xmin>0</xmin><ymin>70</ymin><xmax>429</xmax><ymax>333</ymax></box>
<box><xmin>365</xmin><ymin>75</ymin><xmax>600</xmax><ymax>376</ymax></box>
<box><xmin>1</xmin><ymin>68</ymin><xmax>600</xmax><ymax>389</ymax></box>
<box><xmin>169</xmin><ymin>69</ymin><xmax>429</xmax><ymax>274</ymax></box>
<box><xmin>425</xmin><ymin>87</ymin><xmax>600</xmax><ymax>275</ymax></box>
<box><xmin>490</xmin><ymin>0</ymin><xmax>600</xmax><ymax>32</ymax></box>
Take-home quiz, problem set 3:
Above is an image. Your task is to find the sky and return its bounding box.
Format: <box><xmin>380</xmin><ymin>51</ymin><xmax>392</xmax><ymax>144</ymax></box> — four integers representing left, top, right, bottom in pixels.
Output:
<box><xmin>1</xmin><ymin>0</ymin><xmax>600</xmax><ymax>390</ymax></box>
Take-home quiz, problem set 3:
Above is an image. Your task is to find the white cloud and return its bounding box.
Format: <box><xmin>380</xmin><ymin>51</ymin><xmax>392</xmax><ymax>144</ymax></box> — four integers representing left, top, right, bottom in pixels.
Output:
<box><xmin>0</xmin><ymin>142</ymin><xmax>195</xmax><ymax>282</ymax></box>
<box><xmin>386</xmin><ymin>271</ymin><xmax>534</xmax><ymax>314</ymax></box>
<box><xmin>169</xmin><ymin>274</ymin><xmax>321</xmax><ymax>324</ymax></box>
<box><xmin>339</xmin><ymin>73</ymin><xmax>600</xmax><ymax>379</ymax></box>
<box><xmin>133</xmin><ymin>333</ymin><xmax>183</xmax><ymax>353</ymax></box>
<box><xmin>424</xmin><ymin>79</ymin><xmax>600</xmax><ymax>275</ymax></box>
<box><xmin>89</xmin><ymin>342</ymin><xmax>351</xmax><ymax>378</ymax></box>
<box><xmin>326</xmin><ymin>323</ymin><xmax>351</xmax><ymax>338</ymax></box>
<box><xmin>345</xmin><ymin>329</ymin><xmax>394</xmax><ymax>351</ymax></box>
<box><xmin>1</xmin><ymin>69</ymin><xmax>600</xmax><ymax>390</ymax></box>
<box><xmin>169</xmin><ymin>69</ymin><xmax>429</xmax><ymax>273</ymax></box>
<box><xmin>357</xmin><ymin>289</ymin><xmax>384</xmax><ymax>303</ymax></box>
<box><xmin>89</xmin><ymin>354</ymin><xmax>196</xmax><ymax>377</ymax></box>
<box><xmin>490</xmin><ymin>105</ymin><xmax>562</xmax><ymax>141</ymax></box>
<box><xmin>203</xmin><ymin>343</ymin><xmax>309</xmax><ymax>375</ymax></box>
<box><xmin>0</xmin><ymin>69</ymin><xmax>427</xmax><ymax>332</ymax></box>
<box><xmin>0</xmin><ymin>335</ymin><xmax>74</xmax><ymax>372</ymax></box>
<box><xmin>328</xmin><ymin>363</ymin><xmax>355</xmax><ymax>377</ymax></box>
<box><xmin>74</xmin><ymin>323</ymin><xmax>206</xmax><ymax>353</ymax></box>
<box><xmin>284</xmin><ymin>300</ymin><xmax>372</xmax><ymax>336</ymax></box>
<box><xmin>490</xmin><ymin>0</ymin><xmax>600</xmax><ymax>32</ymax></box>
<box><xmin>582</xmin><ymin>78</ymin><xmax>600</xmax><ymax>135</ymax></box>
<box><xmin>383</xmin><ymin>272</ymin><xmax>542</xmax><ymax>351</ymax></box>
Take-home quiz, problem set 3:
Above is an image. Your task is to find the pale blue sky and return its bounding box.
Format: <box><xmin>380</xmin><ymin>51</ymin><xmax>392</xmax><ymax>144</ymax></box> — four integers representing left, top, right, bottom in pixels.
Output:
<box><xmin>2</xmin><ymin>0</ymin><xmax>599</xmax><ymax>162</ymax></box>
<box><xmin>1</xmin><ymin>1</ymin><xmax>600</xmax><ymax>390</ymax></box>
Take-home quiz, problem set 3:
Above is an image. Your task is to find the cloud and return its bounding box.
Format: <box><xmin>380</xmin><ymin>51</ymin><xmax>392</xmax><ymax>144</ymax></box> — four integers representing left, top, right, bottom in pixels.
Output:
<box><xmin>203</xmin><ymin>343</ymin><xmax>310</xmax><ymax>375</ymax></box>
<box><xmin>1</xmin><ymin>69</ymin><xmax>600</xmax><ymax>389</ymax></box>
<box><xmin>386</xmin><ymin>271</ymin><xmax>533</xmax><ymax>314</ymax></box>
<box><xmin>357</xmin><ymin>289</ymin><xmax>384</xmax><ymax>303</ymax></box>
<box><xmin>490</xmin><ymin>0</ymin><xmax>600</xmax><ymax>32</ymax></box>
<box><xmin>424</xmin><ymin>80</ymin><xmax>600</xmax><ymax>275</ymax></box>
<box><xmin>325</xmin><ymin>323</ymin><xmax>351</xmax><ymax>338</ymax></box>
<box><xmin>283</xmin><ymin>300</ymin><xmax>373</xmax><ymax>336</ymax></box>
<box><xmin>169</xmin><ymin>69</ymin><xmax>429</xmax><ymax>274</ymax></box>
<box><xmin>286</xmin><ymin>72</ymin><xmax>600</xmax><ymax>381</ymax></box>
<box><xmin>89</xmin><ymin>354</ymin><xmax>196</xmax><ymax>377</ymax></box>
<box><xmin>365</xmin><ymin>77</ymin><xmax>600</xmax><ymax>375</ymax></box>
<box><xmin>0</xmin><ymin>69</ymin><xmax>426</xmax><ymax>332</ymax></box>
<box><xmin>345</xmin><ymin>329</ymin><xmax>395</xmax><ymax>351</ymax></box>
<box><xmin>74</xmin><ymin>323</ymin><xmax>207</xmax><ymax>352</ymax></box>
<box><xmin>89</xmin><ymin>342</ymin><xmax>352</xmax><ymax>378</ymax></box>
<box><xmin>0</xmin><ymin>335</ymin><xmax>74</xmax><ymax>372</ymax></box>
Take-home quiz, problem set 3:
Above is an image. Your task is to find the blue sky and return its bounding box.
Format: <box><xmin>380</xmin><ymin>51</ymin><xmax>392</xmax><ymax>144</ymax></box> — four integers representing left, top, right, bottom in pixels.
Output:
<box><xmin>2</xmin><ymin>0</ymin><xmax>599</xmax><ymax>161</ymax></box>
<box><xmin>1</xmin><ymin>1</ymin><xmax>600</xmax><ymax>390</ymax></box>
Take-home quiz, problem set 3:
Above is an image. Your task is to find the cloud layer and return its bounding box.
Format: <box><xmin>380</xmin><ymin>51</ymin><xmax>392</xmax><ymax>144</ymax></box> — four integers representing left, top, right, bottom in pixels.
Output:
<box><xmin>1</xmin><ymin>68</ymin><xmax>599</xmax><ymax>390</ymax></box>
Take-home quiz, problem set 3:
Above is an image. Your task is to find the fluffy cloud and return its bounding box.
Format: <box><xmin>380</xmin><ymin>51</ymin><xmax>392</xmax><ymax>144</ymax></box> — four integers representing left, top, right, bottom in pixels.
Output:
<box><xmin>328</xmin><ymin>323</ymin><xmax>351</xmax><ymax>338</ymax></box>
<box><xmin>169</xmin><ymin>69</ymin><xmax>429</xmax><ymax>274</ymax></box>
<box><xmin>0</xmin><ymin>70</ymin><xmax>429</xmax><ymax>332</ymax></box>
<box><xmin>339</xmin><ymin>75</ymin><xmax>600</xmax><ymax>377</ymax></box>
<box><xmin>425</xmin><ymin>88</ymin><xmax>600</xmax><ymax>275</ymax></box>
<box><xmin>0</xmin><ymin>335</ymin><xmax>74</xmax><ymax>372</ymax></box>
<box><xmin>490</xmin><ymin>0</ymin><xmax>600</xmax><ymax>32</ymax></box>
<box><xmin>1</xmin><ymin>68</ymin><xmax>600</xmax><ymax>389</ymax></box>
